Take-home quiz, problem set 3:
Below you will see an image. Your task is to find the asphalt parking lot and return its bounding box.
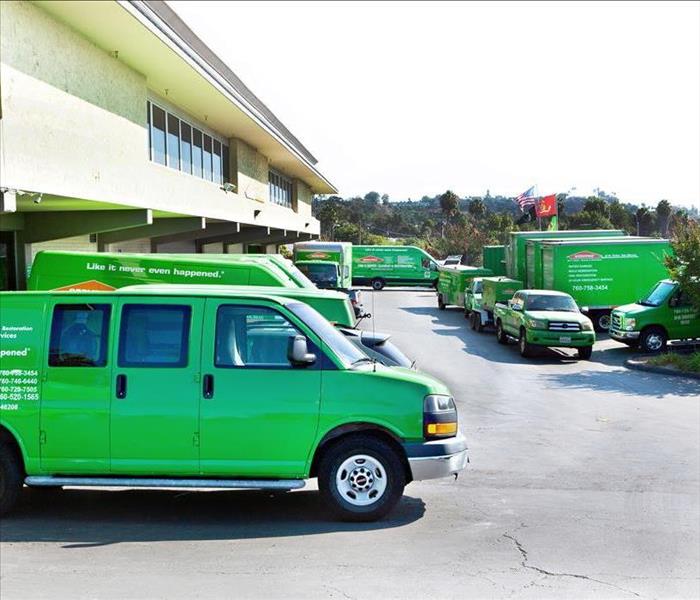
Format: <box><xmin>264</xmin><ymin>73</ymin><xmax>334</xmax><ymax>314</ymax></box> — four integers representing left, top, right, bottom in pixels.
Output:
<box><xmin>1</xmin><ymin>289</ymin><xmax>698</xmax><ymax>599</ymax></box>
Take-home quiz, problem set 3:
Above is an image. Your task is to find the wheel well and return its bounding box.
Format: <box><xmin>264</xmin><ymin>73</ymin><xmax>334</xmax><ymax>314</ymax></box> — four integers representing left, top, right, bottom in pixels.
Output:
<box><xmin>309</xmin><ymin>424</ymin><xmax>412</xmax><ymax>483</ymax></box>
<box><xmin>0</xmin><ymin>425</ymin><xmax>26</xmax><ymax>476</ymax></box>
<box><xmin>640</xmin><ymin>324</ymin><xmax>668</xmax><ymax>339</ymax></box>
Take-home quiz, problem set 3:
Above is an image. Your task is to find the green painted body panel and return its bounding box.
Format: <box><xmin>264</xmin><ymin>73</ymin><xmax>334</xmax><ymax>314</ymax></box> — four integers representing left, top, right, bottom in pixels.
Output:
<box><xmin>463</xmin><ymin>278</ymin><xmax>484</xmax><ymax>312</ymax></box>
<box><xmin>26</xmin><ymin>251</ymin><xmax>356</xmax><ymax>327</ymax></box>
<box><xmin>1</xmin><ymin>288</ymin><xmax>450</xmax><ymax>479</ymax></box>
<box><xmin>437</xmin><ymin>266</ymin><xmax>493</xmax><ymax>307</ymax></box>
<box><xmin>493</xmin><ymin>291</ymin><xmax>596</xmax><ymax>348</ymax></box>
<box><xmin>507</xmin><ymin>230</ymin><xmax>626</xmax><ymax>282</ymax></box>
<box><xmin>610</xmin><ymin>281</ymin><xmax>700</xmax><ymax>342</ymax></box>
<box><xmin>481</xmin><ymin>277</ymin><xmax>524</xmax><ymax>312</ymax></box>
<box><xmin>540</xmin><ymin>239</ymin><xmax>672</xmax><ymax>310</ymax></box>
<box><xmin>293</xmin><ymin>242</ymin><xmax>352</xmax><ymax>290</ymax></box>
<box><xmin>351</xmin><ymin>246</ymin><xmax>439</xmax><ymax>287</ymax></box>
<box><xmin>482</xmin><ymin>246</ymin><xmax>506</xmax><ymax>276</ymax></box>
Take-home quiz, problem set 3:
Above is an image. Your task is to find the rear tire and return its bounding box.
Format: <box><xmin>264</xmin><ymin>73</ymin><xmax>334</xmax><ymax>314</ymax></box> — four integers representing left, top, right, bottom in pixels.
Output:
<box><xmin>437</xmin><ymin>295</ymin><xmax>446</xmax><ymax>310</ymax></box>
<box><xmin>0</xmin><ymin>443</ymin><xmax>23</xmax><ymax>516</ymax></box>
<box><xmin>578</xmin><ymin>345</ymin><xmax>593</xmax><ymax>360</ymax></box>
<box><xmin>592</xmin><ymin>311</ymin><xmax>611</xmax><ymax>332</ymax></box>
<box><xmin>470</xmin><ymin>311</ymin><xmax>477</xmax><ymax>330</ymax></box>
<box><xmin>518</xmin><ymin>328</ymin><xmax>533</xmax><ymax>358</ymax></box>
<box><xmin>496</xmin><ymin>320</ymin><xmax>508</xmax><ymax>344</ymax></box>
<box><xmin>639</xmin><ymin>327</ymin><xmax>667</xmax><ymax>354</ymax></box>
<box><xmin>371</xmin><ymin>278</ymin><xmax>385</xmax><ymax>291</ymax></box>
<box><xmin>318</xmin><ymin>435</ymin><xmax>405</xmax><ymax>522</ymax></box>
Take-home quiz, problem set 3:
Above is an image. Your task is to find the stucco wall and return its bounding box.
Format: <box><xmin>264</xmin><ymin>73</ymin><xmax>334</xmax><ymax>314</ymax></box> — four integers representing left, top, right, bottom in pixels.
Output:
<box><xmin>295</xmin><ymin>180</ymin><xmax>313</xmax><ymax>218</ymax></box>
<box><xmin>230</xmin><ymin>138</ymin><xmax>269</xmax><ymax>204</ymax></box>
<box><xmin>0</xmin><ymin>1</ymin><xmax>319</xmax><ymax>234</ymax></box>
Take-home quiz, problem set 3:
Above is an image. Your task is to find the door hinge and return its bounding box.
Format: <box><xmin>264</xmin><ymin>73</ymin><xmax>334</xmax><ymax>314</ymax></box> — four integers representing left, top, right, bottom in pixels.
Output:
<box><xmin>193</xmin><ymin>432</ymin><xmax>200</xmax><ymax>447</ymax></box>
<box><xmin>39</xmin><ymin>430</ymin><xmax>46</xmax><ymax>445</ymax></box>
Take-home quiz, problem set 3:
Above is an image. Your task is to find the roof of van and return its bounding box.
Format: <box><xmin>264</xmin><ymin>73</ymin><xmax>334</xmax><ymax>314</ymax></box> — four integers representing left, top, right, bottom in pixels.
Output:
<box><xmin>120</xmin><ymin>284</ymin><xmax>348</xmax><ymax>300</ymax></box>
<box><xmin>34</xmin><ymin>250</ymin><xmax>278</xmax><ymax>265</ymax></box>
<box><xmin>540</xmin><ymin>238</ymin><xmax>669</xmax><ymax>246</ymax></box>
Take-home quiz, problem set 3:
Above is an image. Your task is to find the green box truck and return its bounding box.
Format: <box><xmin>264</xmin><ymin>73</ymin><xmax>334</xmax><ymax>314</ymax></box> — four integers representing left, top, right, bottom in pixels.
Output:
<box><xmin>293</xmin><ymin>242</ymin><xmax>353</xmax><ymax>291</ymax></box>
<box><xmin>0</xmin><ymin>287</ymin><xmax>468</xmax><ymax>520</ymax></box>
<box><xmin>470</xmin><ymin>276</ymin><xmax>523</xmax><ymax>330</ymax></box>
<box><xmin>540</xmin><ymin>238</ymin><xmax>672</xmax><ymax>330</ymax></box>
<box><xmin>507</xmin><ymin>229</ymin><xmax>626</xmax><ymax>282</ymax></box>
<box><xmin>351</xmin><ymin>246</ymin><xmax>440</xmax><ymax>290</ymax></box>
<box><xmin>610</xmin><ymin>279</ymin><xmax>700</xmax><ymax>352</ymax></box>
<box><xmin>482</xmin><ymin>245</ymin><xmax>506</xmax><ymax>276</ymax></box>
<box><xmin>436</xmin><ymin>265</ymin><xmax>493</xmax><ymax>310</ymax></box>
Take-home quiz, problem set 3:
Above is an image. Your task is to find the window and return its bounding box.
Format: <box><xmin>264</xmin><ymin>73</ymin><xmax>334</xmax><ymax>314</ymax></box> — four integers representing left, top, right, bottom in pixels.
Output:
<box><xmin>118</xmin><ymin>305</ymin><xmax>191</xmax><ymax>368</ymax></box>
<box><xmin>167</xmin><ymin>114</ymin><xmax>180</xmax><ymax>170</ymax></box>
<box><xmin>49</xmin><ymin>304</ymin><xmax>111</xmax><ymax>367</ymax></box>
<box><xmin>215</xmin><ymin>305</ymin><xmax>304</xmax><ymax>368</ymax></box>
<box><xmin>150</xmin><ymin>104</ymin><xmax>166</xmax><ymax>166</ymax></box>
<box><xmin>180</xmin><ymin>123</ymin><xmax>192</xmax><ymax>174</ymax></box>
<box><xmin>203</xmin><ymin>134</ymin><xmax>213</xmax><ymax>181</ymax></box>
<box><xmin>269</xmin><ymin>170</ymin><xmax>293</xmax><ymax>208</ymax></box>
<box><xmin>147</xmin><ymin>101</ymin><xmax>228</xmax><ymax>185</ymax></box>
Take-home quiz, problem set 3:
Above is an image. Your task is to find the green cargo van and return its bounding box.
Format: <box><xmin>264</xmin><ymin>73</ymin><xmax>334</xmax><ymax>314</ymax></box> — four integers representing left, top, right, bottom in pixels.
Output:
<box><xmin>437</xmin><ymin>266</ymin><xmax>493</xmax><ymax>310</ymax></box>
<box><xmin>26</xmin><ymin>252</ymin><xmax>409</xmax><ymax>367</ymax></box>
<box><xmin>610</xmin><ymin>279</ymin><xmax>700</xmax><ymax>352</ymax></box>
<box><xmin>351</xmin><ymin>246</ymin><xmax>439</xmax><ymax>290</ymax></box>
<box><xmin>293</xmin><ymin>242</ymin><xmax>353</xmax><ymax>291</ymax></box>
<box><xmin>0</xmin><ymin>287</ymin><xmax>467</xmax><ymax>521</ymax></box>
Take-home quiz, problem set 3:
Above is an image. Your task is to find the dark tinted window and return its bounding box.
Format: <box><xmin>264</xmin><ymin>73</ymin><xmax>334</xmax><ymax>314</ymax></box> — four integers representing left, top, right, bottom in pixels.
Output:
<box><xmin>203</xmin><ymin>135</ymin><xmax>213</xmax><ymax>181</ymax></box>
<box><xmin>49</xmin><ymin>304</ymin><xmax>111</xmax><ymax>367</ymax></box>
<box><xmin>151</xmin><ymin>105</ymin><xmax>166</xmax><ymax>165</ymax></box>
<box><xmin>166</xmin><ymin>114</ymin><xmax>180</xmax><ymax>169</ymax></box>
<box><xmin>192</xmin><ymin>129</ymin><xmax>203</xmax><ymax>178</ymax></box>
<box><xmin>180</xmin><ymin>123</ymin><xmax>192</xmax><ymax>174</ymax></box>
<box><xmin>119</xmin><ymin>305</ymin><xmax>191</xmax><ymax>367</ymax></box>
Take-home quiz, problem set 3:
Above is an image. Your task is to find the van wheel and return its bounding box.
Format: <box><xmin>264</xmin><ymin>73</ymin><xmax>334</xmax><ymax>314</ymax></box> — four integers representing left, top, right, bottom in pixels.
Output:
<box><xmin>578</xmin><ymin>346</ymin><xmax>593</xmax><ymax>360</ymax></box>
<box><xmin>593</xmin><ymin>311</ymin><xmax>611</xmax><ymax>332</ymax></box>
<box><xmin>0</xmin><ymin>443</ymin><xmax>23</xmax><ymax>516</ymax></box>
<box><xmin>318</xmin><ymin>435</ymin><xmax>405</xmax><ymax>522</ymax></box>
<box><xmin>371</xmin><ymin>278</ymin><xmax>385</xmax><ymax>291</ymax></box>
<box><xmin>639</xmin><ymin>327</ymin><xmax>667</xmax><ymax>354</ymax></box>
<box><xmin>464</xmin><ymin>307</ymin><xmax>471</xmax><ymax>319</ymax></box>
<box><xmin>519</xmin><ymin>329</ymin><xmax>533</xmax><ymax>358</ymax></box>
<box><xmin>437</xmin><ymin>295</ymin><xmax>446</xmax><ymax>310</ymax></box>
<box><xmin>469</xmin><ymin>311</ymin><xmax>477</xmax><ymax>330</ymax></box>
<box><xmin>496</xmin><ymin>320</ymin><xmax>508</xmax><ymax>344</ymax></box>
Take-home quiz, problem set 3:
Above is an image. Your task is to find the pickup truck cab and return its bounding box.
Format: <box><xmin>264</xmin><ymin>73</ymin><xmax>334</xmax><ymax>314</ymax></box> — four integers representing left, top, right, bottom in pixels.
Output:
<box><xmin>610</xmin><ymin>279</ymin><xmax>700</xmax><ymax>352</ymax></box>
<box><xmin>494</xmin><ymin>290</ymin><xmax>595</xmax><ymax>359</ymax></box>
<box><xmin>463</xmin><ymin>278</ymin><xmax>484</xmax><ymax>331</ymax></box>
<box><xmin>0</xmin><ymin>287</ymin><xmax>467</xmax><ymax>521</ymax></box>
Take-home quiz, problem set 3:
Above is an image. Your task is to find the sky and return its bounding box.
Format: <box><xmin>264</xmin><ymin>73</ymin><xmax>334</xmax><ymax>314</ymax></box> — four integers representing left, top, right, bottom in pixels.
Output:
<box><xmin>171</xmin><ymin>1</ymin><xmax>700</xmax><ymax>208</ymax></box>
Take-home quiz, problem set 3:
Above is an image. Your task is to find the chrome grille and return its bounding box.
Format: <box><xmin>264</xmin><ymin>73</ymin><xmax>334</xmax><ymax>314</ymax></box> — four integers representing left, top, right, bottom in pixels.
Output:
<box><xmin>548</xmin><ymin>322</ymin><xmax>581</xmax><ymax>332</ymax></box>
<box><xmin>611</xmin><ymin>312</ymin><xmax>622</xmax><ymax>328</ymax></box>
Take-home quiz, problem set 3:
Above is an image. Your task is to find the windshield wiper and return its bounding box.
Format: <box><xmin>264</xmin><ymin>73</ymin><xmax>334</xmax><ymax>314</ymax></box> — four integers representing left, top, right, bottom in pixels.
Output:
<box><xmin>351</xmin><ymin>357</ymin><xmax>375</xmax><ymax>366</ymax></box>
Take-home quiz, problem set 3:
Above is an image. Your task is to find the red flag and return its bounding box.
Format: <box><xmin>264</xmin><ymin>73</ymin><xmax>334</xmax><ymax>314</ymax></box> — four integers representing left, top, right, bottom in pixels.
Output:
<box><xmin>535</xmin><ymin>194</ymin><xmax>557</xmax><ymax>218</ymax></box>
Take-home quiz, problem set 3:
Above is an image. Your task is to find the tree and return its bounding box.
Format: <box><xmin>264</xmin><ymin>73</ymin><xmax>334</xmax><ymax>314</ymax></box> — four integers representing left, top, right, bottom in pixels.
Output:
<box><xmin>439</xmin><ymin>190</ymin><xmax>459</xmax><ymax>217</ymax></box>
<box><xmin>635</xmin><ymin>206</ymin><xmax>657</xmax><ymax>236</ymax></box>
<box><xmin>381</xmin><ymin>194</ymin><xmax>390</xmax><ymax>206</ymax></box>
<box><xmin>468</xmin><ymin>198</ymin><xmax>486</xmax><ymax>220</ymax></box>
<box><xmin>656</xmin><ymin>199</ymin><xmax>672</xmax><ymax>237</ymax></box>
<box><xmin>665</xmin><ymin>218</ymin><xmax>700</xmax><ymax>310</ymax></box>
<box><xmin>608</xmin><ymin>199</ymin><xmax>635</xmax><ymax>233</ymax></box>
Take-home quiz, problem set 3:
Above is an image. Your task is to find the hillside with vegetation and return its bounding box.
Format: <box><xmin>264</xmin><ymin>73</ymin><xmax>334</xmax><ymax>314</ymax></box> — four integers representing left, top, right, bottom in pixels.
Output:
<box><xmin>312</xmin><ymin>191</ymin><xmax>698</xmax><ymax>264</ymax></box>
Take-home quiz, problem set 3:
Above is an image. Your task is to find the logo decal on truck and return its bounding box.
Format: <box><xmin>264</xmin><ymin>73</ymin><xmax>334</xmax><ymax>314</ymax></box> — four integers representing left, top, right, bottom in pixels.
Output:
<box><xmin>53</xmin><ymin>280</ymin><xmax>117</xmax><ymax>292</ymax></box>
<box><xmin>568</xmin><ymin>251</ymin><xmax>602</xmax><ymax>261</ymax></box>
<box><xmin>307</xmin><ymin>252</ymin><xmax>331</xmax><ymax>259</ymax></box>
<box><xmin>359</xmin><ymin>256</ymin><xmax>385</xmax><ymax>264</ymax></box>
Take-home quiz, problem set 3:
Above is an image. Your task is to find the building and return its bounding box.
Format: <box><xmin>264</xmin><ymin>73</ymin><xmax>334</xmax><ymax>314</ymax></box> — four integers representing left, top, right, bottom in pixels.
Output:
<box><xmin>0</xmin><ymin>0</ymin><xmax>336</xmax><ymax>290</ymax></box>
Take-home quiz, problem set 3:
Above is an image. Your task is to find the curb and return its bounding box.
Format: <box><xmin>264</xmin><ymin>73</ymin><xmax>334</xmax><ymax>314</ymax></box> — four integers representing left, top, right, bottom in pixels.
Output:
<box><xmin>624</xmin><ymin>358</ymin><xmax>700</xmax><ymax>381</ymax></box>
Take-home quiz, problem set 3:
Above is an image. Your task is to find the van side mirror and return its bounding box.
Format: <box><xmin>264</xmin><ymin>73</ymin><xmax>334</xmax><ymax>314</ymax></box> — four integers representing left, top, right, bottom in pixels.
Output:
<box><xmin>287</xmin><ymin>335</ymin><xmax>316</xmax><ymax>367</ymax></box>
<box><xmin>669</xmin><ymin>296</ymin><xmax>679</xmax><ymax>308</ymax></box>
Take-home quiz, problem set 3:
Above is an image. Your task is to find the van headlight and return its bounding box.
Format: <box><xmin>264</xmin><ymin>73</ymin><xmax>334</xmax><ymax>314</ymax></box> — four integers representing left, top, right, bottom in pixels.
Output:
<box><xmin>581</xmin><ymin>320</ymin><xmax>594</xmax><ymax>331</ymax></box>
<box><xmin>424</xmin><ymin>395</ymin><xmax>458</xmax><ymax>439</ymax></box>
<box><xmin>625</xmin><ymin>318</ymin><xmax>636</xmax><ymax>331</ymax></box>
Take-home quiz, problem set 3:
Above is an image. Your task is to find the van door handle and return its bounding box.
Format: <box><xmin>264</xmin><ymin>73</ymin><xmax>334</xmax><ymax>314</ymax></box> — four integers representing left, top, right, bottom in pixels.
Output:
<box><xmin>203</xmin><ymin>374</ymin><xmax>214</xmax><ymax>399</ymax></box>
<box><xmin>116</xmin><ymin>374</ymin><xmax>127</xmax><ymax>399</ymax></box>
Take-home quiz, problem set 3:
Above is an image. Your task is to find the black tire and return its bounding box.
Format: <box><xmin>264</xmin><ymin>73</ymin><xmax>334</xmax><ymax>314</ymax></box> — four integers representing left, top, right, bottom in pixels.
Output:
<box><xmin>318</xmin><ymin>435</ymin><xmax>405</xmax><ymax>522</ymax></box>
<box><xmin>496</xmin><ymin>320</ymin><xmax>508</xmax><ymax>344</ymax></box>
<box><xmin>578</xmin><ymin>345</ymin><xmax>593</xmax><ymax>360</ymax></box>
<box><xmin>371</xmin><ymin>278</ymin><xmax>385</xmax><ymax>291</ymax></box>
<box><xmin>592</xmin><ymin>311</ymin><xmax>611</xmax><ymax>332</ymax></box>
<box><xmin>469</xmin><ymin>311</ymin><xmax>477</xmax><ymax>330</ymax></box>
<box><xmin>437</xmin><ymin>294</ymin><xmax>446</xmax><ymax>310</ymax></box>
<box><xmin>518</xmin><ymin>328</ymin><xmax>533</xmax><ymax>358</ymax></box>
<box><xmin>639</xmin><ymin>327</ymin><xmax>667</xmax><ymax>354</ymax></box>
<box><xmin>0</xmin><ymin>442</ymin><xmax>23</xmax><ymax>516</ymax></box>
<box><xmin>464</xmin><ymin>307</ymin><xmax>471</xmax><ymax>319</ymax></box>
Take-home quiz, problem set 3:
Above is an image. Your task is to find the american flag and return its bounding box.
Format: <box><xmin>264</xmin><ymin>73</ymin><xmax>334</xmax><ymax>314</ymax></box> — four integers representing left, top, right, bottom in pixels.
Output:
<box><xmin>516</xmin><ymin>186</ymin><xmax>537</xmax><ymax>210</ymax></box>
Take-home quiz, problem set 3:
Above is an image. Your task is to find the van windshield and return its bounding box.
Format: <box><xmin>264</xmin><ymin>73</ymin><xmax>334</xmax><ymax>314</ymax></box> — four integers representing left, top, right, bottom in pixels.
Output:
<box><xmin>640</xmin><ymin>281</ymin><xmax>675</xmax><ymax>307</ymax></box>
<box><xmin>283</xmin><ymin>261</ymin><xmax>317</xmax><ymax>288</ymax></box>
<box><xmin>473</xmin><ymin>280</ymin><xmax>483</xmax><ymax>293</ymax></box>
<box><xmin>287</xmin><ymin>302</ymin><xmax>367</xmax><ymax>368</ymax></box>
<box><xmin>298</xmin><ymin>263</ymin><xmax>339</xmax><ymax>288</ymax></box>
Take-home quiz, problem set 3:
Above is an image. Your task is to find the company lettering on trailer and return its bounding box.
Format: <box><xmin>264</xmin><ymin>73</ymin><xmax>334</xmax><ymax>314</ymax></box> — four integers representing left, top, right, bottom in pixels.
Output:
<box><xmin>54</xmin><ymin>280</ymin><xmax>117</xmax><ymax>291</ymax></box>
<box><xmin>568</xmin><ymin>251</ymin><xmax>602</xmax><ymax>261</ymax></box>
<box><xmin>307</xmin><ymin>252</ymin><xmax>331</xmax><ymax>259</ymax></box>
<box><xmin>359</xmin><ymin>256</ymin><xmax>385</xmax><ymax>264</ymax></box>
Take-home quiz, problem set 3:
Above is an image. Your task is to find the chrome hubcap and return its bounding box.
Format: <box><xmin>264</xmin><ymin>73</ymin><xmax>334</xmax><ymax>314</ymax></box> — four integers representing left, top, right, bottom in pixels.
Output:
<box><xmin>598</xmin><ymin>314</ymin><xmax>611</xmax><ymax>330</ymax></box>
<box><xmin>646</xmin><ymin>334</ymin><xmax>663</xmax><ymax>351</ymax></box>
<box><xmin>336</xmin><ymin>455</ymin><xmax>387</xmax><ymax>506</ymax></box>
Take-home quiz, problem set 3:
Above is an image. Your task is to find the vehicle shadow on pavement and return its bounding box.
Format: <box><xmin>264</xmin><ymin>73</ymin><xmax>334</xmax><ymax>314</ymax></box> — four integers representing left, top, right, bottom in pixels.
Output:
<box><xmin>1</xmin><ymin>488</ymin><xmax>425</xmax><ymax>546</ymax></box>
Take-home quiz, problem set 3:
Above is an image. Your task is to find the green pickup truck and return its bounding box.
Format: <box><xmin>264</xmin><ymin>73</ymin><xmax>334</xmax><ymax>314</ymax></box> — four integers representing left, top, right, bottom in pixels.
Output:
<box><xmin>494</xmin><ymin>290</ymin><xmax>596</xmax><ymax>359</ymax></box>
<box><xmin>610</xmin><ymin>279</ymin><xmax>700</xmax><ymax>352</ymax></box>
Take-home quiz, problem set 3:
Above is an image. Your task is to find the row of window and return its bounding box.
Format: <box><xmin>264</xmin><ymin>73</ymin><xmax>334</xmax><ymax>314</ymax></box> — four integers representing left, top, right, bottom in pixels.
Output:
<box><xmin>147</xmin><ymin>101</ymin><xmax>230</xmax><ymax>185</ymax></box>
<box><xmin>49</xmin><ymin>304</ymin><xmax>309</xmax><ymax>370</ymax></box>
<box><xmin>269</xmin><ymin>170</ymin><xmax>293</xmax><ymax>209</ymax></box>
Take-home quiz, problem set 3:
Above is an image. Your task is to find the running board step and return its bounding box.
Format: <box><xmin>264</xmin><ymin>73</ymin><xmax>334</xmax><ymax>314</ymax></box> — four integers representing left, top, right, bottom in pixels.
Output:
<box><xmin>25</xmin><ymin>476</ymin><xmax>305</xmax><ymax>491</ymax></box>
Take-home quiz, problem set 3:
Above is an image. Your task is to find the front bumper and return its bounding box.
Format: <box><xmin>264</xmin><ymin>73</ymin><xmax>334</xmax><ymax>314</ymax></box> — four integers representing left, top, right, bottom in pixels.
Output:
<box><xmin>526</xmin><ymin>330</ymin><xmax>595</xmax><ymax>348</ymax></box>
<box><xmin>610</xmin><ymin>328</ymin><xmax>640</xmax><ymax>341</ymax></box>
<box><xmin>403</xmin><ymin>433</ymin><xmax>469</xmax><ymax>481</ymax></box>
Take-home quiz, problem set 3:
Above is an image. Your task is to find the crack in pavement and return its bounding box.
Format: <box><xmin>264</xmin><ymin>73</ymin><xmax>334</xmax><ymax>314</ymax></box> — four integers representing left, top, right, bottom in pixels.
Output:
<box><xmin>502</xmin><ymin>533</ymin><xmax>643</xmax><ymax>598</ymax></box>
